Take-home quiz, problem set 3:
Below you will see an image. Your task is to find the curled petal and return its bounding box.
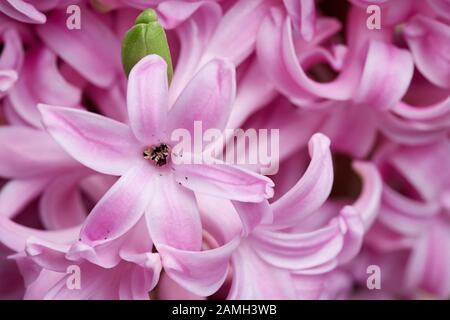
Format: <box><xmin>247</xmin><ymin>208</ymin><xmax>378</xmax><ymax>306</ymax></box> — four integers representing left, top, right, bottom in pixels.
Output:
<box><xmin>353</xmin><ymin>40</ymin><xmax>414</xmax><ymax>110</ymax></box>
<box><xmin>271</xmin><ymin>133</ymin><xmax>333</xmax><ymax>227</ymax></box>
<box><xmin>232</xmin><ymin>200</ymin><xmax>273</xmax><ymax>237</ymax></box>
<box><xmin>0</xmin><ymin>28</ymin><xmax>23</xmax><ymax>71</ymax></box>
<box><xmin>379</xmin><ymin>186</ymin><xmax>440</xmax><ymax>236</ymax></box>
<box><xmin>251</xmin><ymin>221</ymin><xmax>344</xmax><ymax>271</ymax></box>
<box><xmin>8</xmin><ymin>47</ymin><xmax>81</xmax><ymax>128</ymax></box>
<box><xmin>0</xmin><ymin>70</ymin><xmax>17</xmax><ymax>96</ymax></box>
<box><xmin>283</xmin><ymin>0</ymin><xmax>316</xmax><ymax>41</ymax></box>
<box><xmin>404</xmin><ymin>15</ymin><xmax>450</xmax><ymax>89</ymax></box>
<box><xmin>0</xmin><ymin>0</ymin><xmax>46</xmax><ymax>24</ymax></box>
<box><xmin>352</xmin><ymin>161</ymin><xmax>383</xmax><ymax>230</ymax></box>
<box><xmin>157</xmin><ymin>237</ymin><xmax>239</xmax><ymax>297</ymax></box>
<box><xmin>228</xmin><ymin>242</ymin><xmax>296</xmax><ymax>299</ymax></box>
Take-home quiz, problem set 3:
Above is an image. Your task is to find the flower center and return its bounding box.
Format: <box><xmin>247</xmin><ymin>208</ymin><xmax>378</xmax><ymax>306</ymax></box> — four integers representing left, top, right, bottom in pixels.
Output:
<box><xmin>143</xmin><ymin>143</ymin><xmax>170</xmax><ymax>167</ymax></box>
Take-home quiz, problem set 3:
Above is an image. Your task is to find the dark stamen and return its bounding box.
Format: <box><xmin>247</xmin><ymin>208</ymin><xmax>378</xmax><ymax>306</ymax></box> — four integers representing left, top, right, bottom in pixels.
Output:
<box><xmin>143</xmin><ymin>143</ymin><xmax>170</xmax><ymax>167</ymax></box>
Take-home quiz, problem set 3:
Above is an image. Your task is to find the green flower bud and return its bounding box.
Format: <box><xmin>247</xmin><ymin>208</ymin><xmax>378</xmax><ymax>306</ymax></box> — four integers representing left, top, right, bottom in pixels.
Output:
<box><xmin>121</xmin><ymin>9</ymin><xmax>173</xmax><ymax>81</ymax></box>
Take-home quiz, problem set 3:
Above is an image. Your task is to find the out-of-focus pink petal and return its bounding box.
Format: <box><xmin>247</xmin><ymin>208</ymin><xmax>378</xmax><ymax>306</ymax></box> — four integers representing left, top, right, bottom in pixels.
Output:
<box><xmin>353</xmin><ymin>40</ymin><xmax>414</xmax><ymax>110</ymax></box>
<box><xmin>168</xmin><ymin>58</ymin><xmax>236</xmax><ymax>136</ymax></box>
<box><xmin>8</xmin><ymin>47</ymin><xmax>81</xmax><ymax>128</ymax></box>
<box><xmin>292</xmin><ymin>274</ymin><xmax>326</xmax><ymax>299</ymax></box>
<box><xmin>0</xmin><ymin>28</ymin><xmax>23</xmax><ymax>72</ymax></box>
<box><xmin>0</xmin><ymin>70</ymin><xmax>17</xmax><ymax>97</ymax></box>
<box><xmin>127</xmin><ymin>55</ymin><xmax>169</xmax><ymax>144</ymax></box>
<box><xmin>39</xmin><ymin>105</ymin><xmax>139</xmax><ymax>176</ymax></box>
<box><xmin>226</xmin><ymin>59</ymin><xmax>277</xmax><ymax>129</ymax></box>
<box><xmin>0</xmin><ymin>0</ymin><xmax>46</xmax><ymax>24</ymax></box>
<box><xmin>379</xmin><ymin>185</ymin><xmax>440</xmax><ymax>236</ymax></box>
<box><xmin>0</xmin><ymin>177</ymin><xmax>49</xmax><ymax>219</ymax></box>
<box><xmin>157</xmin><ymin>271</ymin><xmax>205</xmax><ymax>300</ymax></box>
<box><xmin>228</xmin><ymin>242</ymin><xmax>296</xmax><ymax>299</ymax></box>
<box><xmin>0</xmin><ymin>218</ymin><xmax>79</xmax><ymax>252</ymax></box>
<box><xmin>271</xmin><ymin>133</ymin><xmax>333</xmax><ymax>227</ymax></box>
<box><xmin>335</xmin><ymin>206</ymin><xmax>364</xmax><ymax>264</ymax></box>
<box><xmin>283</xmin><ymin>0</ymin><xmax>316</xmax><ymax>41</ymax></box>
<box><xmin>201</xmin><ymin>0</ymin><xmax>276</xmax><ymax>67</ymax></box>
<box><xmin>157</xmin><ymin>236</ymin><xmax>239</xmax><ymax>297</ymax></box>
<box><xmin>0</xmin><ymin>126</ymin><xmax>76</xmax><ymax>179</ymax></box>
<box><xmin>146</xmin><ymin>175</ymin><xmax>202</xmax><ymax>251</ymax></box>
<box><xmin>39</xmin><ymin>173</ymin><xmax>87</xmax><ymax>230</ymax></box>
<box><xmin>418</xmin><ymin>223</ymin><xmax>450</xmax><ymax>297</ymax></box>
<box><xmin>174</xmin><ymin>153</ymin><xmax>274</xmax><ymax>202</ymax></box>
<box><xmin>404</xmin><ymin>15</ymin><xmax>450</xmax><ymax>89</ymax></box>
<box><xmin>36</xmin><ymin>5</ymin><xmax>120</xmax><ymax>87</ymax></box>
<box><xmin>352</xmin><ymin>161</ymin><xmax>383</xmax><ymax>230</ymax></box>
<box><xmin>320</xmin><ymin>103</ymin><xmax>378</xmax><ymax>158</ymax></box>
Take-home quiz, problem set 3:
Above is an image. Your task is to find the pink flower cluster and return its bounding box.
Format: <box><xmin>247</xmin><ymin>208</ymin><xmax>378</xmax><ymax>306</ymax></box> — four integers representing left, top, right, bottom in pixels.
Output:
<box><xmin>0</xmin><ymin>0</ymin><xmax>449</xmax><ymax>300</ymax></box>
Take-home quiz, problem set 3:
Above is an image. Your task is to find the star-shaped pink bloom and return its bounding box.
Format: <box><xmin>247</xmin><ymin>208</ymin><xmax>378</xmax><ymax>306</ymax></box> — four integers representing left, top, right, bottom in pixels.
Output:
<box><xmin>38</xmin><ymin>55</ymin><xmax>274</xmax><ymax>257</ymax></box>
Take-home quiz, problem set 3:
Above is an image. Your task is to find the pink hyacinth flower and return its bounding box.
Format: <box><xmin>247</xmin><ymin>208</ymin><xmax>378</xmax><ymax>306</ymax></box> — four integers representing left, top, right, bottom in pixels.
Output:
<box><xmin>38</xmin><ymin>54</ymin><xmax>273</xmax><ymax>266</ymax></box>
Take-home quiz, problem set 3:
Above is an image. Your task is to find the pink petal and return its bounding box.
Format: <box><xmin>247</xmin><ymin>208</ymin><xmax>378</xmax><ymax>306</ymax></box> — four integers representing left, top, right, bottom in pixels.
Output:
<box><xmin>157</xmin><ymin>272</ymin><xmax>205</xmax><ymax>300</ymax></box>
<box><xmin>353</xmin><ymin>40</ymin><xmax>414</xmax><ymax>110</ymax></box>
<box><xmin>0</xmin><ymin>70</ymin><xmax>17</xmax><ymax>96</ymax></box>
<box><xmin>271</xmin><ymin>133</ymin><xmax>333</xmax><ymax>227</ymax></box>
<box><xmin>127</xmin><ymin>55</ymin><xmax>169</xmax><ymax>144</ymax></box>
<box><xmin>174</xmin><ymin>153</ymin><xmax>274</xmax><ymax>202</ymax></box>
<box><xmin>36</xmin><ymin>5</ymin><xmax>120</xmax><ymax>87</ymax></box>
<box><xmin>0</xmin><ymin>126</ymin><xmax>76</xmax><ymax>179</ymax></box>
<box><xmin>320</xmin><ymin>102</ymin><xmax>378</xmax><ymax>158</ymax></box>
<box><xmin>335</xmin><ymin>206</ymin><xmax>365</xmax><ymax>264</ymax></box>
<box><xmin>146</xmin><ymin>175</ymin><xmax>202</xmax><ymax>251</ymax></box>
<box><xmin>78</xmin><ymin>163</ymin><xmax>154</xmax><ymax>245</ymax></box>
<box><xmin>228</xmin><ymin>242</ymin><xmax>296</xmax><ymax>299</ymax></box>
<box><xmin>157</xmin><ymin>237</ymin><xmax>239</xmax><ymax>297</ymax></box>
<box><xmin>226</xmin><ymin>59</ymin><xmax>277</xmax><ymax>129</ymax></box>
<box><xmin>283</xmin><ymin>0</ymin><xmax>316</xmax><ymax>41</ymax></box>
<box><xmin>0</xmin><ymin>0</ymin><xmax>46</xmax><ymax>24</ymax></box>
<box><xmin>0</xmin><ymin>28</ymin><xmax>23</xmax><ymax>72</ymax></box>
<box><xmin>24</xmin><ymin>238</ymin><xmax>72</xmax><ymax>272</ymax></box>
<box><xmin>118</xmin><ymin>252</ymin><xmax>162</xmax><ymax>300</ymax></box>
<box><xmin>39</xmin><ymin>105</ymin><xmax>139</xmax><ymax>176</ymax></box>
<box><xmin>232</xmin><ymin>200</ymin><xmax>273</xmax><ymax>237</ymax></box>
<box><xmin>404</xmin><ymin>15</ymin><xmax>450</xmax><ymax>89</ymax></box>
<box><xmin>291</xmin><ymin>274</ymin><xmax>326</xmax><ymax>299</ymax></box>
<box><xmin>352</xmin><ymin>161</ymin><xmax>383</xmax><ymax>230</ymax></box>
<box><xmin>251</xmin><ymin>221</ymin><xmax>344</xmax><ymax>271</ymax></box>
<box><xmin>201</xmin><ymin>0</ymin><xmax>276</xmax><ymax>67</ymax></box>
<box><xmin>0</xmin><ymin>177</ymin><xmax>49</xmax><ymax>219</ymax></box>
<box><xmin>8</xmin><ymin>47</ymin><xmax>81</xmax><ymax>128</ymax></box>
<box><xmin>39</xmin><ymin>173</ymin><xmax>87</xmax><ymax>230</ymax></box>
<box><xmin>157</xmin><ymin>1</ymin><xmax>221</xmax><ymax>104</ymax></box>
<box><xmin>0</xmin><ymin>218</ymin><xmax>79</xmax><ymax>252</ymax></box>
<box><xmin>168</xmin><ymin>58</ymin><xmax>236</xmax><ymax>136</ymax></box>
